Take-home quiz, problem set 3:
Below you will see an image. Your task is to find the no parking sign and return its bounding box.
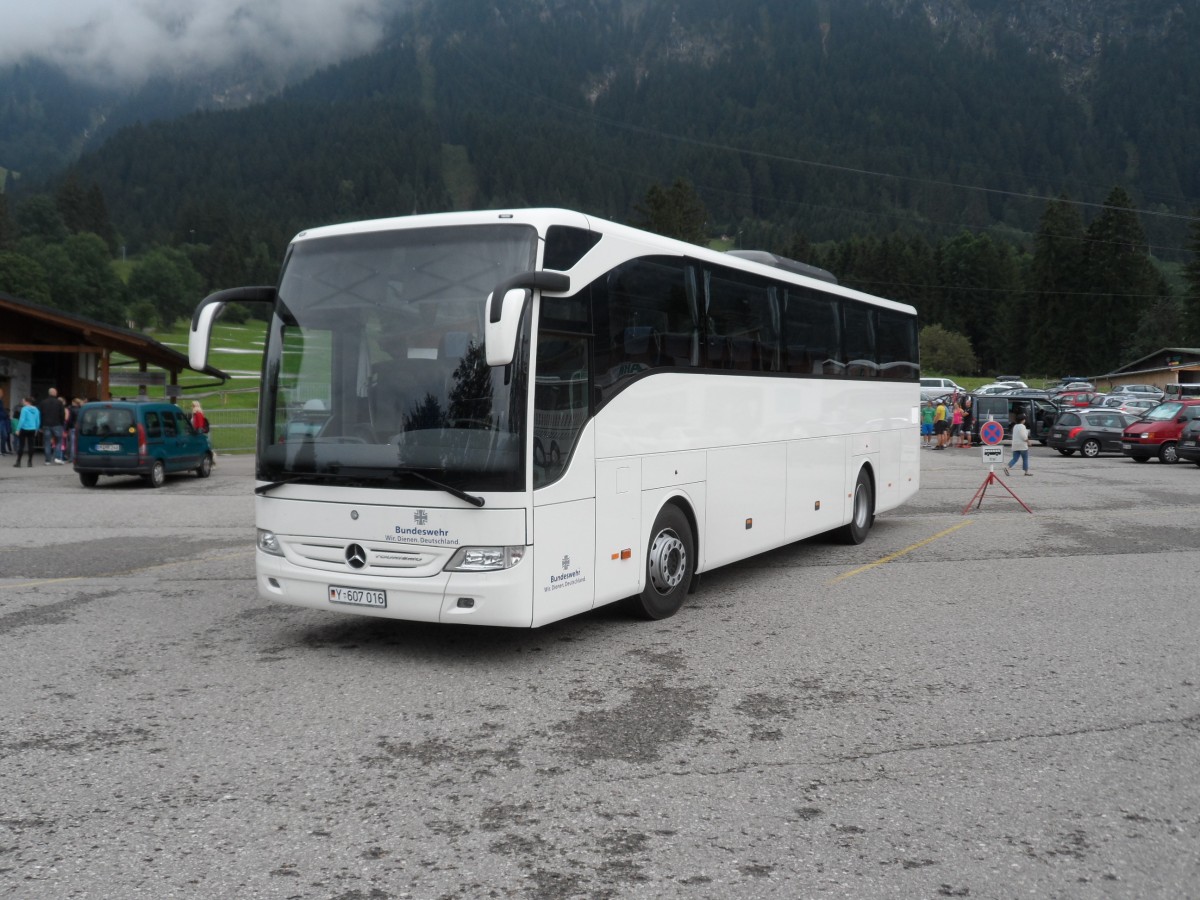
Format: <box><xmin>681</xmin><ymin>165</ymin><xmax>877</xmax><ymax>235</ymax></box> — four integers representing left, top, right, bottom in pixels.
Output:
<box><xmin>979</xmin><ymin>419</ymin><xmax>1005</xmax><ymax>445</ymax></box>
<box><xmin>980</xmin><ymin>419</ymin><xmax>1005</xmax><ymax>465</ymax></box>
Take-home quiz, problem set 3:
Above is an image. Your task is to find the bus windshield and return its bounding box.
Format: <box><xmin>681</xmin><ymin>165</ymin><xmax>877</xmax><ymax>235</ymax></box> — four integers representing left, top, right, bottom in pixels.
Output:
<box><xmin>258</xmin><ymin>223</ymin><xmax>538</xmax><ymax>493</ymax></box>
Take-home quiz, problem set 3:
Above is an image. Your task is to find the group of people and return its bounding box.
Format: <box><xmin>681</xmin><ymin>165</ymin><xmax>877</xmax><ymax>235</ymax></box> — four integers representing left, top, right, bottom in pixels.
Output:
<box><xmin>0</xmin><ymin>388</ymin><xmax>84</xmax><ymax>467</ymax></box>
<box><xmin>920</xmin><ymin>394</ymin><xmax>974</xmax><ymax>450</ymax></box>
<box><xmin>920</xmin><ymin>392</ymin><xmax>1032</xmax><ymax>476</ymax></box>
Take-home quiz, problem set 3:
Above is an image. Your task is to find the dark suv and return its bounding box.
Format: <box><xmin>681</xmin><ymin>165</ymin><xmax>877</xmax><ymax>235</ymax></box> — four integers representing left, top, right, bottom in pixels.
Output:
<box><xmin>74</xmin><ymin>400</ymin><xmax>213</xmax><ymax>487</ymax></box>
<box><xmin>968</xmin><ymin>394</ymin><xmax>1058</xmax><ymax>445</ymax></box>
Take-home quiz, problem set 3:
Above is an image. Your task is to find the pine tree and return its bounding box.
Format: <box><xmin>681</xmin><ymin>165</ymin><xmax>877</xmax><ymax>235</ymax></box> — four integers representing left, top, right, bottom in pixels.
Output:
<box><xmin>1183</xmin><ymin>213</ymin><xmax>1200</xmax><ymax>345</ymax></box>
<box><xmin>1082</xmin><ymin>187</ymin><xmax>1159</xmax><ymax>371</ymax></box>
<box><xmin>1027</xmin><ymin>195</ymin><xmax>1087</xmax><ymax>376</ymax></box>
<box><xmin>633</xmin><ymin>180</ymin><xmax>709</xmax><ymax>245</ymax></box>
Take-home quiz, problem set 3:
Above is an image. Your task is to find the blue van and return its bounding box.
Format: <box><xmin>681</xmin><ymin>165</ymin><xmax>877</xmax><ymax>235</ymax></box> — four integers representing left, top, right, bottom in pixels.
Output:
<box><xmin>74</xmin><ymin>401</ymin><xmax>213</xmax><ymax>487</ymax></box>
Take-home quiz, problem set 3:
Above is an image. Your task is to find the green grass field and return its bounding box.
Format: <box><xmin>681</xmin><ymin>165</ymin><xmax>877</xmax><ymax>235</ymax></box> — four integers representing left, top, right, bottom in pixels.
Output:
<box><xmin>135</xmin><ymin>318</ymin><xmax>270</xmax><ymax>410</ymax></box>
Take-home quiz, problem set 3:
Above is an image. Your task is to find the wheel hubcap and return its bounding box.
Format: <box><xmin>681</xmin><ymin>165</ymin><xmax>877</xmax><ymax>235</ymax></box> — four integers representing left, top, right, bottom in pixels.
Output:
<box><xmin>648</xmin><ymin>529</ymin><xmax>686</xmax><ymax>594</ymax></box>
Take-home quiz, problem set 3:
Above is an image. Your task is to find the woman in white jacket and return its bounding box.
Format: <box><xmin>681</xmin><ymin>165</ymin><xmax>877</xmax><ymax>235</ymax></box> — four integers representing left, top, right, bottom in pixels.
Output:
<box><xmin>1003</xmin><ymin>413</ymin><xmax>1032</xmax><ymax>476</ymax></box>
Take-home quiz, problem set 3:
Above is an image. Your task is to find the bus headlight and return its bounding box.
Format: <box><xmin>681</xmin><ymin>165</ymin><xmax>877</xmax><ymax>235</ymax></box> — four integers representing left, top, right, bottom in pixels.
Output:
<box><xmin>257</xmin><ymin>529</ymin><xmax>284</xmax><ymax>557</ymax></box>
<box><xmin>445</xmin><ymin>546</ymin><xmax>526</xmax><ymax>572</ymax></box>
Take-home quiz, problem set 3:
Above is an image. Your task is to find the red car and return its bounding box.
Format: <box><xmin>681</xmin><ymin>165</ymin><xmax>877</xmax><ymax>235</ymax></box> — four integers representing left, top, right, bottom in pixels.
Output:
<box><xmin>1055</xmin><ymin>390</ymin><xmax>1102</xmax><ymax>408</ymax></box>
<box><xmin>1120</xmin><ymin>399</ymin><xmax>1200</xmax><ymax>463</ymax></box>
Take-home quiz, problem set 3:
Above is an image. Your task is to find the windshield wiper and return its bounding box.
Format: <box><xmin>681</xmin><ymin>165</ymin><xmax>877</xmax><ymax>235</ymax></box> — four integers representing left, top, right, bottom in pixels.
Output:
<box><xmin>255</xmin><ymin>474</ymin><xmax>333</xmax><ymax>495</ymax></box>
<box><xmin>392</xmin><ymin>468</ymin><xmax>486</xmax><ymax>507</ymax></box>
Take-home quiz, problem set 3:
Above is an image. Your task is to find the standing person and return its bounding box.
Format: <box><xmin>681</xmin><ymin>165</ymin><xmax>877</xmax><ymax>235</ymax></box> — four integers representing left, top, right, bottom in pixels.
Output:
<box><xmin>38</xmin><ymin>387</ymin><xmax>67</xmax><ymax>465</ymax></box>
<box><xmin>14</xmin><ymin>397</ymin><xmax>40</xmax><ymax>467</ymax></box>
<box><xmin>0</xmin><ymin>388</ymin><xmax>12</xmax><ymax>455</ymax></box>
<box><xmin>920</xmin><ymin>400</ymin><xmax>934</xmax><ymax>448</ymax></box>
<box><xmin>63</xmin><ymin>397</ymin><xmax>82</xmax><ymax>462</ymax></box>
<box><xmin>950</xmin><ymin>401</ymin><xmax>964</xmax><ymax>448</ymax></box>
<box><xmin>1003</xmin><ymin>412</ymin><xmax>1032</xmax><ymax>477</ymax></box>
<box><xmin>191</xmin><ymin>401</ymin><xmax>209</xmax><ymax>434</ymax></box>
<box><xmin>932</xmin><ymin>398</ymin><xmax>948</xmax><ymax>449</ymax></box>
<box><xmin>959</xmin><ymin>396</ymin><xmax>974</xmax><ymax>448</ymax></box>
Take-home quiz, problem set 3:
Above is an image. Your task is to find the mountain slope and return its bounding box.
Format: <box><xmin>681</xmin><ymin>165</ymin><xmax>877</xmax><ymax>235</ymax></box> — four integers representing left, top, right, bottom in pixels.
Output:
<box><xmin>10</xmin><ymin>0</ymin><xmax>1197</xmax><ymax>259</ymax></box>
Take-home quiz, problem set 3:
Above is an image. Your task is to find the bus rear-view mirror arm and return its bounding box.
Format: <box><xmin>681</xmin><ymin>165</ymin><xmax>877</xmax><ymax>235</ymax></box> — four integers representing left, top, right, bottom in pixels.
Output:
<box><xmin>485</xmin><ymin>271</ymin><xmax>570</xmax><ymax>367</ymax></box>
<box><xmin>189</xmin><ymin>286</ymin><xmax>277</xmax><ymax>371</ymax></box>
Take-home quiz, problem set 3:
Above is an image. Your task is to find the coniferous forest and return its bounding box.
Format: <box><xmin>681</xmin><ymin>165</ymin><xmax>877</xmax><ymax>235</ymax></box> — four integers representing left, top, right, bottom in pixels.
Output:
<box><xmin>2</xmin><ymin>0</ymin><xmax>1200</xmax><ymax>377</ymax></box>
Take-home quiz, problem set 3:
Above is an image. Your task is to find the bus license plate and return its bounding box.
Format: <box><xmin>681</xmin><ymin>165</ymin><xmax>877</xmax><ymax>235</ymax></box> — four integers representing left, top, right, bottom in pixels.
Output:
<box><xmin>328</xmin><ymin>586</ymin><xmax>387</xmax><ymax>608</ymax></box>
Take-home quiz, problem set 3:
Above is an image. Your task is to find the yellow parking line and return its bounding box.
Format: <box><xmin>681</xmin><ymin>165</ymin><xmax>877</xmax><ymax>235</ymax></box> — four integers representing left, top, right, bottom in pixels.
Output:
<box><xmin>827</xmin><ymin>520</ymin><xmax>974</xmax><ymax>585</ymax></box>
<box><xmin>0</xmin><ymin>549</ymin><xmax>254</xmax><ymax>590</ymax></box>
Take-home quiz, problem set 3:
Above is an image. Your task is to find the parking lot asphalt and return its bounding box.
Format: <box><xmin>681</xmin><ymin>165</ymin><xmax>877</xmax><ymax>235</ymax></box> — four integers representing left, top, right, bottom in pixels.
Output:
<box><xmin>1</xmin><ymin>444</ymin><xmax>1198</xmax><ymax>899</ymax></box>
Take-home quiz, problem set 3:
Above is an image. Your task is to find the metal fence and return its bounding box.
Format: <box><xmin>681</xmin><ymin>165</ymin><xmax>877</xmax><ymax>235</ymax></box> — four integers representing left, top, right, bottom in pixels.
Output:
<box><xmin>204</xmin><ymin>408</ymin><xmax>258</xmax><ymax>454</ymax></box>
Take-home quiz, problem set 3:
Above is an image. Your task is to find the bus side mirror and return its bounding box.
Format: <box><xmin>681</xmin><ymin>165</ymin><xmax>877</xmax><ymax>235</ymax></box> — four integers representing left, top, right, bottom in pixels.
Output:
<box><xmin>190</xmin><ymin>286</ymin><xmax>277</xmax><ymax>371</ymax></box>
<box><xmin>485</xmin><ymin>288</ymin><xmax>529</xmax><ymax>367</ymax></box>
<box><xmin>189</xmin><ymin>301</ymin><xmax>224</xmax><ymax>371</ymax></box>
<box><xmin>484</xmin><ymin>271</ymin><xmax>571</xmax><ymax>367</ymax></box>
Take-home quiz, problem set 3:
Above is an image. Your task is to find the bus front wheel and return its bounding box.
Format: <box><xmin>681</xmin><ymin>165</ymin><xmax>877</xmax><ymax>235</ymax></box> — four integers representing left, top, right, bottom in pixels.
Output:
<box><xmin>838</xmin><ymin>469</ymin><xmax>875</xmax><ymax>545</ymax></box>
<box><xmin>627</xmin><ymin>505</ymin><xmax>693</xmax><ymax>621</ymax></box>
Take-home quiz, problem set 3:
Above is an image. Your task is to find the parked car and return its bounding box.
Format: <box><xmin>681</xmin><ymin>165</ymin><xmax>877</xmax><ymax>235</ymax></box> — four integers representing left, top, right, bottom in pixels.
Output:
<box><xmin>920</xmin><ymin>377</ymin><xmax>964</xmax><ymax>400</ymax></box>
<box><xmin>1047</xmin><ymin>409</ymin><xmax>1140</xmax><ymax>458</ymax></box>
<box><xmin>993</xmin><ymin>376</ymin><xmax>1028</xmax><ymax>388</ymax></box>
<box><xmin>968</xmin><ymin>394</ymin><xmax>1058</xmax><ymax>445</ymax></box>
<box><xmin>1164</xmin><ymin>384</ymin><xmax>1200</xmax><ymax>401</ymax></box>
<box><xmin>1106</xmin><ymin>396</ymin><xmax>1159</xmax><ymax>417</ymax></box>
<box><xmin>1052</xmin><ymin>377</ymin><xmax>1093</xmax><ymax>390</ymax></box>
<box><xmin>976</xmin><ymin>382</ymin><xmax>1021</xmax><ymax>395</ymax></box>
<box><xmin>74</xmin><ymin>400</ymin><xmax>213</xmax><ymax>487</ymax></box>
<box><xmin>1054</xmin><ymin>389</ymin><xmax>1102</xmax><ymax>408</ymax></box>
<box><xmin>1178</xmin><ymin>417</ymin><xmax>1200</xmax><ymax>465</ymax></box>
<box><xmin>1120</xmin><ymin>399</ymin><xmax>1200</xmax><ymax>464</ymax></box>
<box><xmin>1110</xmin><ymin>384</ymin><xmax>1163</xmax><ymax>399</ymax></box>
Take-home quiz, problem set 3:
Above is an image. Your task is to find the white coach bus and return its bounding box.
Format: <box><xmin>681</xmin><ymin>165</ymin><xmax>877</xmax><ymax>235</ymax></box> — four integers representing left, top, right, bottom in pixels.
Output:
<box><xmin>190</xmin><ymin>209</ymin><xmax>920</xmax><ymax>627</ymax></box>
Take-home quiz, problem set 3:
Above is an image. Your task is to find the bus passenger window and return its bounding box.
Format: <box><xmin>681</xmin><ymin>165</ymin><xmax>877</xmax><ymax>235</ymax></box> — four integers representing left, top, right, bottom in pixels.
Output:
<box><xmin>704</xmin><ymin>269</ymin><xmax>777</xmax><ymax>372</ymax></box>
<box><xmin>592</xmin><ymin>257</ymin><xmax>696</xmax><ymax>403</ymax></box>
<box><xmin>784</xmin><ymin>289</ymin><xmax>841</xmax><ymax>375</ymax></box>
<box><xmin>842</xmin><ymin>303</ymin><xmax>878</xmax><ymax>378</ymax></box>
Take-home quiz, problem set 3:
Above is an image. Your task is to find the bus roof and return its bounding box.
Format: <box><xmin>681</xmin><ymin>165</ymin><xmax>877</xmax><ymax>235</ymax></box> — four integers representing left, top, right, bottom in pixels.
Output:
<box><xmin>290</xmin><ymin>208</ymin><xmax>917</xmax><ymax>316</ymax></box>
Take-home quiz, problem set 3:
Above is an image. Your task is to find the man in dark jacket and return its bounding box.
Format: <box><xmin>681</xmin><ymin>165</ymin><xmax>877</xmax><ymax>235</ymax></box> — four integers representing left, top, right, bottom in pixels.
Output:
<box><xmin>38</xmin><ymin>388</ymin><xmax>67</xmax><ymax>465</ymax></box>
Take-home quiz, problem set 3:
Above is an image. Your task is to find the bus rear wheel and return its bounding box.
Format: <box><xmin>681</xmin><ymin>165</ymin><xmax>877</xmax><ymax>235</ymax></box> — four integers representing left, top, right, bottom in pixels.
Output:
<box><xmin>837</xmin><ymin>469</ymin><xmax>874</xmax><ymax>545</ymax></box>
<box><xmin>627</xmin><ymin>505</ymin><xmax>693</xmax><ymax>620</ymax></box>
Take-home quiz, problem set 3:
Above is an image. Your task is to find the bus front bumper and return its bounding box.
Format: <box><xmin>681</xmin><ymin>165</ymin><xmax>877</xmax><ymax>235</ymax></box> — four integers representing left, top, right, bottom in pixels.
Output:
<box><xmin>256</xmin><ymin>550</ymin><xmax>535</xmax><ymax>627</ymax></box>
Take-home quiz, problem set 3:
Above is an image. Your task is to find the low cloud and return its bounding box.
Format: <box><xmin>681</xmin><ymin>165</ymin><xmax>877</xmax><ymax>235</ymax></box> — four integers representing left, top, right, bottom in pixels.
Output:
<box><xmin>1</xmin><ymin>0</ymin><xmax>394</xmax><ymax>85</ymax></box>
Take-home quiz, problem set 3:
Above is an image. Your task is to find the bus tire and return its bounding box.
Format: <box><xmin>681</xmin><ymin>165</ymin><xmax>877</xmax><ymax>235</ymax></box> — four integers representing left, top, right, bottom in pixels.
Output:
<box><xmin>627</xmin><ymin>504</ymin><xmax>693</xmax><ymax>621</ymax></box>
<box><xmin>837</xmin><ymin>468</ymin><xmax>874</xmax><ymax>545</ymax></box>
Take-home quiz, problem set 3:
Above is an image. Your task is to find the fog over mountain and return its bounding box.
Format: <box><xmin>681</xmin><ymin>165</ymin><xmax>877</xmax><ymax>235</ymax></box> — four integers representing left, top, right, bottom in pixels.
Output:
<box><xmin>0</xmin><ymin>0</ymin><xmax>394</xmax><ymax>86</ymax></box>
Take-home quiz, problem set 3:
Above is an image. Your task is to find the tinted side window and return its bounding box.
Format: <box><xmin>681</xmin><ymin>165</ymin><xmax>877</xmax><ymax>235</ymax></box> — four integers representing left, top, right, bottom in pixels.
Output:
<box><xmin>703</xmin><ymin>268</ymin><xmax>779</xmax><ymax>372</ymax></box>
<box><xmin>162</xmin><ymin>412</ymin><xmax>177</xmax><ymax>438</ymax></box>
<box><xmin>144</xmin><ymin>411</ymin><xmax>162</xmax><ymax>438</ymax></box>
<box><xmin>592</xmin><ymin>257</ymin><xmax>696</xmax><ymax>404</ymax></box>
<box><xmin>784</xmin><ymin>288</ymin><xmax>841</xmax><ymax>375</ymax></box>
<box><xmin>842</xmin><ymin>303</ymin><xmax>877</xmax><ymax>377</ymax></box>
<box><xmin>1058</xmin><ymin>413</ymin><xmax>1080</xmax><ymax>426</ymax></box>
<box><xmin>533</xmin><ymin>333</ymin><xmax>590</xmax><ymax>487</ymax></box>
<box><xmin>876</xmin><ymin>308</ymin><xmax>919</xmax><ymax>380</ymax></box>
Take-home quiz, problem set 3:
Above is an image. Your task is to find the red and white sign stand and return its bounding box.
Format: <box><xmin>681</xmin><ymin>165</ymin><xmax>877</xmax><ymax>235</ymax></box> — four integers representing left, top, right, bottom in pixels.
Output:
<box><xmin>962</xmin><ymin>417</ymin><xmax>1033</xmax><ymax>514</ymax></box>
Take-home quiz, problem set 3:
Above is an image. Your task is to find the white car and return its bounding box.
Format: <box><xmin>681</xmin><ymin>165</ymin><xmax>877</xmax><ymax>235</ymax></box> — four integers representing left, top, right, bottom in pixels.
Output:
<box><xmin>976</xmin><ymin>382</ymin><xmax>1021</xmax><ymax>395</ymax></box>
<box><xmin>920</xmin><ymin>377</ymin><xmax>964</xmax><ymax>400</ymax></box>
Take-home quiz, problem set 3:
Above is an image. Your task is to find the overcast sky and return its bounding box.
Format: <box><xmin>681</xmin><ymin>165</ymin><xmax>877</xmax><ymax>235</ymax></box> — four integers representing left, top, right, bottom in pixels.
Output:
<box><xmin>0</xmin><ymin>0</ymin><xmax>393</xmax><ymax>85</ymax></box>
